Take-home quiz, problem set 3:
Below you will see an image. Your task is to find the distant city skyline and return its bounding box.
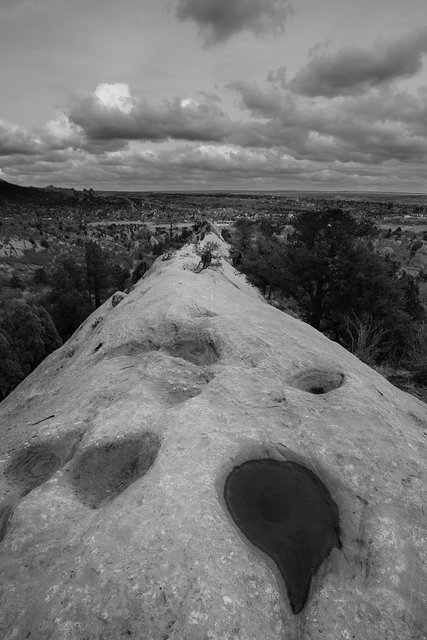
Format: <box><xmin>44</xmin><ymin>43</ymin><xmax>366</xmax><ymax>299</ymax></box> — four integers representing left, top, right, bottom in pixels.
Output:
<box><xmin>1</xmin><ymin>0</ymin><xmax>427</xmax><ymax>192</ymax></box>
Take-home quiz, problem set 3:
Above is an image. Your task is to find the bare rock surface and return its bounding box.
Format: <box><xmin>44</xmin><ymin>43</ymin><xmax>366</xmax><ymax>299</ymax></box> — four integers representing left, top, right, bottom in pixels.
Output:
<box><xmin>0</xmin><ymin>233</ymin><xmax>426</xmax><ymax>639</ymax></box>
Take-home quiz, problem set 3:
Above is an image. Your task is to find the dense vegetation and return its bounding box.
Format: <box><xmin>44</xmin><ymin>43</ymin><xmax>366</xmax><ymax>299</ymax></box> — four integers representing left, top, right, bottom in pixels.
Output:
<box><xmin>0</xmin><ymin>299</ymin><xmax>62</xmax><ymax>400</ymax></box>
<box><xmin>42</xmin><ymin>242</ymin><xmax>130</xmax><ymax>341</ymax></box>
<box><xmin>0</xmin><ymin>229</ymin><xmax>192</xmax><ymax>399</ymax></box>
<box><xmin>230</xmin><ymin>208</ymin><xmax>426</xmax><ymax>392</ymax></box>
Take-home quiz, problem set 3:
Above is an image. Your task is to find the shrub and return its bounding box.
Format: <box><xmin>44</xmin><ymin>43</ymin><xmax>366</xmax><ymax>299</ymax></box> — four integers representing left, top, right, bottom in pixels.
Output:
<box><xmin>195</xmin><ymin>241</ymin><xmax>221</xmax><ymax>271</ymax></box>
<box><xmin>342</xmin><ymin>313</ymin><xmax>393</xmax><ymax>366</ymax></box>
<box><xmin>33</xmin><ymin>267</ymin><xmax>48</xmax><ymax>285</ymax></box>
<box><xmin>9</xmin><ymin>271</ymin><xmax>24</xmax><ymax>289</ymax></box>
<box><xmin>131</xmin><ymin>261</ymin><xmax>148</xmax><ymax>284</ymax></box>
<box><xmin>91</xmin><ymin>316</ymin><xmax>103</xmax><ymax>329</ymax></box>
<box><xmin>402</xmin><ymin>322</ymin><xmax>427</xmax><ymax>378</ymax></box>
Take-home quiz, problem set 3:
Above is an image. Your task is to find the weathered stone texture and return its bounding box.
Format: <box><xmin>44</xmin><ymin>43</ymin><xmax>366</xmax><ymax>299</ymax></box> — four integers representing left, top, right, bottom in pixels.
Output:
<box><xmin>0</xmin><ymin>235</ymin><xmax>426</xmax><ymax>639</ymax></box>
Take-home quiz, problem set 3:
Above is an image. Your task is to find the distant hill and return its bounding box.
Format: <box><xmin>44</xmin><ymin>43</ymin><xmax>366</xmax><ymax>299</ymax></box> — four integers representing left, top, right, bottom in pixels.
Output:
<box><xmin>0</xmin><ymin>179</ymin><xmax>98</xmax><ymax>207</ymax></box>
<box><xmin>0</xmin><ymin>178</ymin><xmax>56</xmax><ymax>204</ymax></box>
<box><xmin>0</xmin><ymin>179</ymin><xmax>138</xmax><ymax>217</ymax></box>
<box><xmin>43</xmin><ymin>184</ymin><xmax>76</xmax><ymax>194</ymax></box>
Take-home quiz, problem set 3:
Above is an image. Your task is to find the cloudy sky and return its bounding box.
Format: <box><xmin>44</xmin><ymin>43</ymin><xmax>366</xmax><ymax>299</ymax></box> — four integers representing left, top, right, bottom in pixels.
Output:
<box><xmin>1</xmin><ymin>0</ymin><xmax>426</xmax><ymax>192</ymax></box>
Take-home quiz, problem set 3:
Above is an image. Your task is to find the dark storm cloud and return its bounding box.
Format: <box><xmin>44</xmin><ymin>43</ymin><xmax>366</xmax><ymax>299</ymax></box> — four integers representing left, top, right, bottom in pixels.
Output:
<box><xmin>69</xmin><ymin>90</ymin><xmax>234</xmax><ymax>143</ymax></box>
<box><xmin>174</xmin><ymin>0</ymin><xmax>292</xmax><ymax>45</ymax></box>
<box><xmin>289</xmin><ymin>27</ymin><xmax>427</xmax><ymax>97</ymax></box>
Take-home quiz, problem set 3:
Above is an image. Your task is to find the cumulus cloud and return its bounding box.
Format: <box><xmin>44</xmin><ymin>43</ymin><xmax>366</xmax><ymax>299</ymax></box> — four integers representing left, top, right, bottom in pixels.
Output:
<box><xmin>4</xmin><ymin>138</ymin><xmax>425</xmax><ymax>192</ymax></box>
<box><xmin>69</xmin><ymin>83</ymin><xmax>234</xmax><ymax>143</ymax></box>
<box><xmin>94</xmin><ymin>83</ymin><xmax>134</xmax><ymax>114</ymax></box>
<box><xmin>0</xmin><ymin>120</ymin><xmax>42</xmax><ymax>155</ymax></box>
<box><xmin>289</xmin><ymin>27</ymin><xmax>427</xmax><ymax>97</ymax></box>
<box><xmin>174</xmin><ymin>0</ymin><xmax>292</xmax><ymax>45</ymax></box>
<box><xmin>230</xmin><ymin>81</ymin><xmax>427</xmax><ymax>164</ymax></box>
<box><xmin>43</xmin><ymin>114</ymin><xmax>84</xmax><ymax>149</ymax></box>
<box><xmin>231</xmin><ymin>80</ymin><xmax>293</xmax><ymax>117</ymax></box>
<box><xmin>2</xmin><ymin>75</ymin><xmax>427</xmax><ymax>192</ymax></box>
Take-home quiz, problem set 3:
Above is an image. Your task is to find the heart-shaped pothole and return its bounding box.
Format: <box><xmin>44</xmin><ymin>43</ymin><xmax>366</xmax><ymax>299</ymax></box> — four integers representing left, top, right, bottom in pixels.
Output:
<box><xmin>224</xmin><ymin>458</ymin><xmax>341</xmax><ymax>614</ymax></box>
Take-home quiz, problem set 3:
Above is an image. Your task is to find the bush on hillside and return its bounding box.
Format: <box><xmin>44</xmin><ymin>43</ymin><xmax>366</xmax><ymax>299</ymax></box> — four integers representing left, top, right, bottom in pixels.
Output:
<box><xmin>0</xmin><ymin>299</ymin><xmax>62</xmax><ymax>400</ymax></box>
<box><xmin>195</xmin><ymin>241</ymin><xmax>221</xmax><ymax>271</ymax></box>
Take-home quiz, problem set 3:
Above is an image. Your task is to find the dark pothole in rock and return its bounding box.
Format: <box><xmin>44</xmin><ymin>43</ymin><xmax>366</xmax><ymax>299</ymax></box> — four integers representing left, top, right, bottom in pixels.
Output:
<box><xmin>224</xmin><ymin>458</ymin><xmax>341</xmax><ymax>615</ymax></box>
<box><xmin>0</xmin><ymin>503</ymin><xmax>14</xmax><ymax>544</ymax></box>
<box><xmin>162</xmin><ymin>338</ymin><xmax>220</xmax><ymax>366</ymax></box>
<box><xmin>290</xmin><ymin>369</ymin><xmax>344</xmax><ymax>395</ymax></box>
<box><xmin>4</xmin><ymin>431</ymin><xmax>83</xmax><ymax>497</ymax></box>
<box><xmin>69</xmin><ymin>432</ymin><xmax>161</xmax><ymax>509</ymax></box>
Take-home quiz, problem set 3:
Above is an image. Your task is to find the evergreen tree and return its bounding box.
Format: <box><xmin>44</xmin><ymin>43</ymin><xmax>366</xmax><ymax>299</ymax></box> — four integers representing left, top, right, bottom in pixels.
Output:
<box><xmin>131</xmin><ymin>261</ymin><xmax>148</xmax><ymax>284</ymax></box>
<box><xmin>0</xmin><ymin>330</ymin><xmax>23</xmax><ymax>400</ymax></box>
<box><xmin>85</xmin><ymin>241</ymin><xmax>109</xmax><ymax>308</ymax></box>
<box><xmin>0</xmin><ymin>300</ymin><xmax>62</xmax><ymax>398</ymax></box>
<box><xmin>236</xmin><ymin>208</ymin><xmax>424</xmax><ymax>362</ymax></box>
<box><xmin>43</xmin><ymin>255</ymin><xmax>92</xmax><ymax>340</ymax></box>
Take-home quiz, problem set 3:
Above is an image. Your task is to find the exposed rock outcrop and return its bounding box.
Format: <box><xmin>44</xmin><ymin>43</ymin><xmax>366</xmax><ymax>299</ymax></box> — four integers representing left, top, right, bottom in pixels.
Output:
<box><xmin>0</xmin><ymin>233</ymin><xmax>426</xmax><ymax>639</ymax></box>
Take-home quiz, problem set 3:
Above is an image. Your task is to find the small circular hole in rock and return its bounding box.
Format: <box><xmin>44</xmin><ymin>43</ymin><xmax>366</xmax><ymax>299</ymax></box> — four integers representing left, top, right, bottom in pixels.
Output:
<box><xmin>290</xmin><ymin>369</ymin><xmax>344</xmax><ymax>395</ymax></box>
<box><xmin>309</xmin><ymin>386</ymin><xmax>325</xmax><ymax>394</ymax></box>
